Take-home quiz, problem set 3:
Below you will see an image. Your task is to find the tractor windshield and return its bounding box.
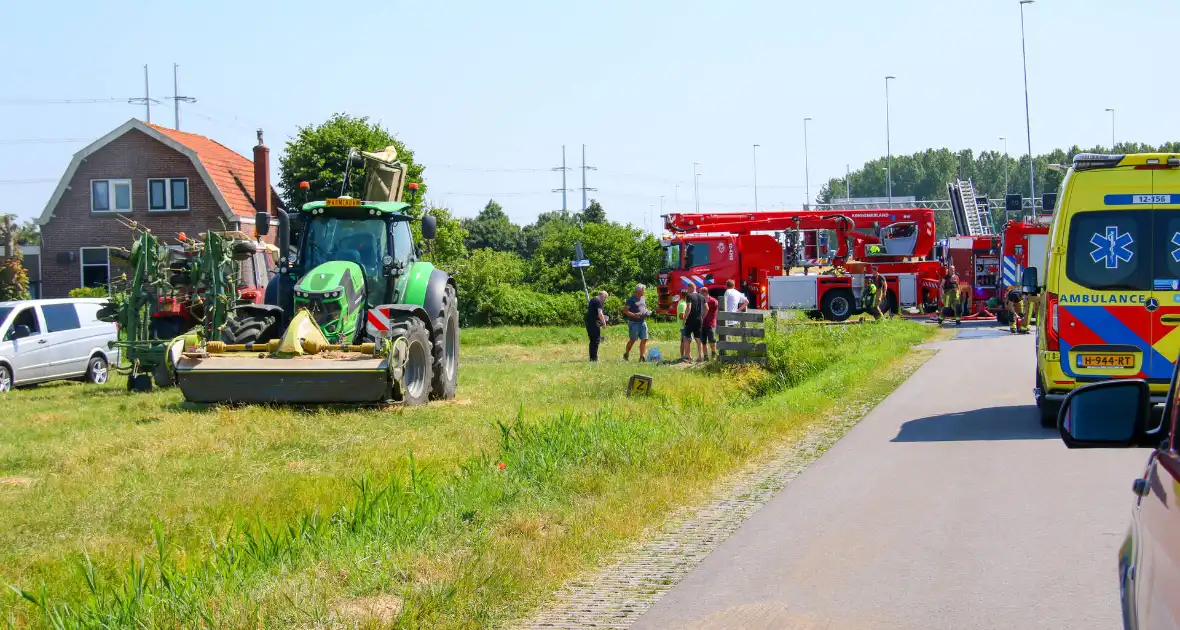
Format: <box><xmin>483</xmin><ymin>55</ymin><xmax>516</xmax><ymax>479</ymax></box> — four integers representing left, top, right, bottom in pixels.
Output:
<box><xmin>661</xmin><ymin>244</ymin><xmax>682</xmax><ymax>271</ymax></box>
<box><xmin>303</xmin><ymin>217</ymin><xmax>388</xmax><ymax>293</ymax></box>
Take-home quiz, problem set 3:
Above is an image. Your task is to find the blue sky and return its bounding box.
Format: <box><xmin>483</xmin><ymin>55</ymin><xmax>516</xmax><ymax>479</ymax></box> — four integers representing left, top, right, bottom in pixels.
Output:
<box><xmin>2</xmin><ymin>0</ymin><xmax>1177</xmax><ymax>228</ymax></box>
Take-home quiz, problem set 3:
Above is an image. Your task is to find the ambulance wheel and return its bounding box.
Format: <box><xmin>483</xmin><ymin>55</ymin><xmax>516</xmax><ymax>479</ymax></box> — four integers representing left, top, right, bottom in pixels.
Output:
<box><xmin>1036</xmin><ymin>372</ymin><xmax>1058</xmax><ymax>428</ymax></box>
<box><xmin>820</xmin><ymin>290</ymin><xmax>853</xmax><ymax>322</ymax></box>
<box><xmin>389</xmin><ymin>316</ymin><xmax>433</xmax><ymax>407</ymax></box>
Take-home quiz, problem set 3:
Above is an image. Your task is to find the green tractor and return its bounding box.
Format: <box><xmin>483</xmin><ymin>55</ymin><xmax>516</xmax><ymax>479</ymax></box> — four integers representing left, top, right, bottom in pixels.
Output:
<box><xmin>173</xmin><ymin>145</ymin><xmax>459</xmax><ymax>406</ymax></box>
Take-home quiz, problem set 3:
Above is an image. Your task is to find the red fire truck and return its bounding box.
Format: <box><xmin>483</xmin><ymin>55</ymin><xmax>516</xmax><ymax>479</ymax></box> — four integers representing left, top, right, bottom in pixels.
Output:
<box><xmin>996</xmin><ymin>216</ymin><xmax>1050</xmax><ymax>324</ymax></box>
<box><xmin>658</xmin><ymin>209</ymin><xmax>943</xmax><ymax>321</ymax></box>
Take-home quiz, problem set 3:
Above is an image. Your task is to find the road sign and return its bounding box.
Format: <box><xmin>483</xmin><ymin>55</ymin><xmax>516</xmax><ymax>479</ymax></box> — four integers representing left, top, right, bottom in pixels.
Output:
<box><xmin>571</xmin><ymin>259</ymin><xmax>590</xmax><ymax>268</ymax></box>
<box><xmin>627</xmin><ymin>374</ymin><xmax>653</xmax><ymax>396</ymax></box>
<box><xmin>574</xmin><ymin>241</ymin><xmax>585</xmax><ymax>261</ymax></box>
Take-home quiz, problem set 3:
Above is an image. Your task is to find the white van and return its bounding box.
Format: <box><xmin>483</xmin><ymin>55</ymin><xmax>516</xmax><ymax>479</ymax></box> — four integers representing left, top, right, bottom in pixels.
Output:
<box><xmin>0</xmin><ymin>298</ymin><xmax>119</xmax><ymax>393</ymax></box>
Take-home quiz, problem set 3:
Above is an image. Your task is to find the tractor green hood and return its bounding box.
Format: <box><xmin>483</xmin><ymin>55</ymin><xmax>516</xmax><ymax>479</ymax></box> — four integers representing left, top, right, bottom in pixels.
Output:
<box><xmin>293</xmin><ymin>261</ymin><xmax>367</xmax><ymax>342</ymax></box>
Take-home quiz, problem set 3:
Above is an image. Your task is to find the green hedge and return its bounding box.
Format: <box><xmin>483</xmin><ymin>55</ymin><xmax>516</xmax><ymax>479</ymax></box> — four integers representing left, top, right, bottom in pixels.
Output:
<box><xmin>68</xmin><ymin>287</ymin><xmax>108</xmax><ymax>298</ymax></box>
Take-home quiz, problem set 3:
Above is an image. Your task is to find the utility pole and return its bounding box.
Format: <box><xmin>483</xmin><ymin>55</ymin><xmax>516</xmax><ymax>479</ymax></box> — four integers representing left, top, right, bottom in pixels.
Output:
<box><xmin>1000</xmin><ymin>136</ymin><xmax>1009</xmax><ymax>193</ymax></box>
<box><xmin>551</xmin><ymin>145</ymin><xmax>573</xmax><ymax>212</ymax></box>
<box><xmin>846</xmin><ymin>164</ymin><xmax>851</xmax><ymax>199</ymax></box>
<box><xmin>752</xmin><ymin>144</ymin><xmax>760</xmax><ymax>212</ymax></box>
<box><xmin>693</xmin><ymin>163</ymin><xmax>701</xmax><ymax>213</ymax></box>
<box><xmin>659</xmin><ymin>195</ymin><xmax>665</xmax><ymax>223</ymax></box>
<box><xmin>1020</xmin><ymin>0</ymin><xmax>1036</xmax><ymax>204</ymax></box>
<box><xmin>803</xmin><ymin>118</ymin><xmax>812</xmax><ymax>208</ymax></box>
<box><xmin>129</xmin><ymin>65</ymin><xmax>160</xmax><ymax>123</ymax></box>
<box><xmin>167</xmin><ymin>63</ymin><xmax>197</xmax><ymax>131</ymax></box>
<box><xmin>580</xmin><ymin>144</ymin><xmax>597</xmax><ymax>211</ymax></box>
<box><xmin>1105</xmin><ymin>108</ymin><xmax>1116</xmax><ymax>150</ymax></box>
<box><xmin>674</xmin><ymin>184</ymin><xmax>680</xmax><ymax>212</ymax></box>
<box><xmin>885</xmin><ymin>75</ymin><xmax>896</xmax><ymax>205</ymax></box>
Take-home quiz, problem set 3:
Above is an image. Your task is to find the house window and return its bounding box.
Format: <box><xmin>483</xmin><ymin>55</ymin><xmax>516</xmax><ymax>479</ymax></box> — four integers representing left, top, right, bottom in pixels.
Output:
<box><xmin>148</xmin><ymin>178</ymin><xmax>189</xmax><ymax>211</ymax></box>
<box><xmin>80</xmin><ymin>247</ymin><xmax>110</xmax><ymax>288</ymax></box>
<box><xmin>91</xmin><ymin>179</ymin><xmax>132</xmax><ymax>212</ymax></box>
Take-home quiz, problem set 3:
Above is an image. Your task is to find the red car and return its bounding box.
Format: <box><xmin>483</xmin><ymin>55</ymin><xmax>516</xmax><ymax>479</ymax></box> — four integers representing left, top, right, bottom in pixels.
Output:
<box><xmin>1058</xmin><ymin>367</ymin><xmax>1180</xmax><ymax>628</ymax></box>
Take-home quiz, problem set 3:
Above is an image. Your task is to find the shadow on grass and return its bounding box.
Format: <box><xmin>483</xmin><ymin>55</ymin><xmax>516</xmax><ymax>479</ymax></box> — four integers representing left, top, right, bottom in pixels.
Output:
<box><xmin>891</xmin><ymin>405</ymin><xmax>1055</xmax><ymax>442</ymax></box>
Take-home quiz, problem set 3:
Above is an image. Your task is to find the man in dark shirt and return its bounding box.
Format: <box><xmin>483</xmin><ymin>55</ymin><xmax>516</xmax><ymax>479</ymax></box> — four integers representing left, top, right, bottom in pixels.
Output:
<box><xmin>682</xmin><ymin>286</ymin><xmax>707</xmax><ymax>362</ymax></box>
<box><xmin>585</xmin><ymin>290</ymin><xmax>607</xmax><ymax>361</ymax></box>
<box><xmin>701</xmin><ymin>286</ymin><xmax>719</xmax><ymax>360</ymax></box>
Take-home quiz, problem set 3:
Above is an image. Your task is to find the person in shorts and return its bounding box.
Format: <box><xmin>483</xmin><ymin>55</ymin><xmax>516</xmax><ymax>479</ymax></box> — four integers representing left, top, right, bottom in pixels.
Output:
<box><xmin>623</xmin><ymin>283</ymin><xmax>649</xmax><ymax>361</ymax></box>
<box><xmin>700</xmin><ymin>285</ymin><xmax>719</xmax><ymax>360</ymax></box>
<box><xmin>682</xmin><ymin>286</ymin><xmax>707</xmax><ymax>362</ymax></box>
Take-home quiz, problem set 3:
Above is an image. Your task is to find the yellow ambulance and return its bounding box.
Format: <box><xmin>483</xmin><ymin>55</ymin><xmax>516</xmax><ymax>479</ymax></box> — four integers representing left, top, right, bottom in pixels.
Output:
<box><xmin>1032</xmin><ymin>153</ymin><xmax>1180</xmax><ymax>426</ymax></box>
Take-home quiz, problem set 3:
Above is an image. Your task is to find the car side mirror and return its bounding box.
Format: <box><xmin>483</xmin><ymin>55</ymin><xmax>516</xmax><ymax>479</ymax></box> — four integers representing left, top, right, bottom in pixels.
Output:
<box><xmin>421</xmin><ymin>214</ymin><xmax>437</xmax><ymax>240</ymax></box>
<box><xmin>1021</xmin><ymin>267</ymin><xmax>1039</xmax><ymax>295</ymax></box>
<box><xmin>255</xmin><ymin>212</ymin><xmax>271</xmax><ymax>236</ymax></box>
<box><xmin>10</xmin><ymin>324</ymin><xmax>30</xmax><ymax>340</ymax></box>
<box><xmin>1058</xmin><ymin>379</ymin><xmax>1150</xmax><ymax>448</ymax></box>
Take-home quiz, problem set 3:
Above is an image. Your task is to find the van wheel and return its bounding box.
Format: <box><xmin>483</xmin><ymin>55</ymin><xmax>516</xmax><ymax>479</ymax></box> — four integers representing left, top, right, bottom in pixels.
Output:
<box><xmin>0</xmin><ymin>365</ymin><xmax>11</xmax><ymax>393</ymax></box>
<box><xmin>1035</xmin><ymin>371</ymin><xmax>1057</xmax><ymax>428</ymax></box>
<box><xmin>86</xmin><ymin>355</ymin><xmax>109</xmax><ymax>386</ymax></box>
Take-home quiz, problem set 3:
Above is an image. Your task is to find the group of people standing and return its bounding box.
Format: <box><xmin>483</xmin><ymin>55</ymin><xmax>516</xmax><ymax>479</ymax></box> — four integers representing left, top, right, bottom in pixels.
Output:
<box><xmin>582</xmin><ymin>279</ymin><xmax>752</xmax><ymax>363</ymax></box>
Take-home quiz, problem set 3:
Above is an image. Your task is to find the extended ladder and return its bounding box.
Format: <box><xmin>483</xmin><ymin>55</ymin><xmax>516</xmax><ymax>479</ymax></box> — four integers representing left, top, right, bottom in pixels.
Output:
<box><xmin>947</xmin><ymin>178</ymin><xmax>994</xmax><ymax>236</ymax></box>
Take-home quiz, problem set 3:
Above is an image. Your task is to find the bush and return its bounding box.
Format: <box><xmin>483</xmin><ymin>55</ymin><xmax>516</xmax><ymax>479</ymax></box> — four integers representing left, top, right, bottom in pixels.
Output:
<box><xmin>478</xmin><ymin>286</ymin><xmax>586</xmax><ymax>327</ymax></box>
<box><xmin>69</xmin><ymin>287</ymin><xmax>108</xmax><ymax>298</ymax></box>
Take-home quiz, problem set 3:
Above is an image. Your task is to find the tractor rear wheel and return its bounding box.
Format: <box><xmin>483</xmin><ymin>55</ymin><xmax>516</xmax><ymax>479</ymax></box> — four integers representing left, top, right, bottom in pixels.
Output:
<box><xmin>389</xmin><ymin>316</ymin><xmax>433</xmax><ymax>407</ymax></box>
<box><xmin>430</xmin><ymin>284</ymin><xmax>459</xmax><ymax>400</ymax></box>
<box><xmin>220</xmin><ymin>312</ymin><xmax>278</xmax><ymax>345</ymax></box>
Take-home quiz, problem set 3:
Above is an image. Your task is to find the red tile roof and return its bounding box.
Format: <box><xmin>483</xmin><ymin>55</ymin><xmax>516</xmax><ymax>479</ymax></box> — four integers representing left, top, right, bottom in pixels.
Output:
<box><xmin>145</xmin><ymin>122</ymin><xmax>280</xmax><ymax>218</ymax></box>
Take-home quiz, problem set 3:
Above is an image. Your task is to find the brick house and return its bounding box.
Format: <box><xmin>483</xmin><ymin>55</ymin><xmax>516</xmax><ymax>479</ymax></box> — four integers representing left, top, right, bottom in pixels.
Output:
<box><xmin>36</xmin><ymin>119</ymin><xmax>282</xmax><ymax>298</ymax></box>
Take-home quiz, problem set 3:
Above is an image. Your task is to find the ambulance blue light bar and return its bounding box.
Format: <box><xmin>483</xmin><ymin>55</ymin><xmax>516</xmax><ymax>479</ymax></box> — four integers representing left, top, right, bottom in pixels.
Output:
<box><xmin>1072</xmin><ymin>153</ymin><xmax>1125</xmax><ymax>171</ymax></box>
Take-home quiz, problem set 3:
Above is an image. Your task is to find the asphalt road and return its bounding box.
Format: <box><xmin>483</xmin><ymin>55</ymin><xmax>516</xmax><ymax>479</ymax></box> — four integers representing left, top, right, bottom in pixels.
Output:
<box><xmin>634</xmin><ymin>324</ymin><xmax>1151</xmax><ymax>630</ymax></box>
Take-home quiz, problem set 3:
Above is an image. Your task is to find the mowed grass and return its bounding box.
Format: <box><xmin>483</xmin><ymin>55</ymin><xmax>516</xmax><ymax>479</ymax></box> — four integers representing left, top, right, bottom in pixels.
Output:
<box><xmin>0</xmin><ymin>319</ymin><xmax>934</xmax><ymax>628</ymax></box>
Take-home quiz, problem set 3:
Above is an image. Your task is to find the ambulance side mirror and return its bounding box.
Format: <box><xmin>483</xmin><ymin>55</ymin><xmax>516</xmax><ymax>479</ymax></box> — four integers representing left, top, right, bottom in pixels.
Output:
<box><xmin>1021</xmin><ymin>267</ymin><xmax>1039</xmax><ymax>295</ymax></box>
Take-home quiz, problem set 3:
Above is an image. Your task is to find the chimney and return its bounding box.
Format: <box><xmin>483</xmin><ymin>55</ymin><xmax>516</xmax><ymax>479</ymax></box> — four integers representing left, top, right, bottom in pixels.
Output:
<box><xmin>253</xmin><ymin>128</ymin><xmax>270</xmax><ymax>218</ymax></box>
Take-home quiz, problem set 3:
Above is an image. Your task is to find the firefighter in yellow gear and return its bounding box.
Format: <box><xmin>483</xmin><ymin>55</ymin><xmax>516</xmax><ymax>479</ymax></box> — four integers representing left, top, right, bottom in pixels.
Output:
<box><xmin>938</xmin><ymin>265</ymin><xmax>961</xmax><ymax>325</ymax></box>
<box><xmin>1007</xmin><ymin>287</ymin><xmax>1030</xmax><ymax>334</ymax></box>
<box><xmin>863</xmin><ymin>271</ymin><xmax>884</xmax><ymax>319</ymax></box>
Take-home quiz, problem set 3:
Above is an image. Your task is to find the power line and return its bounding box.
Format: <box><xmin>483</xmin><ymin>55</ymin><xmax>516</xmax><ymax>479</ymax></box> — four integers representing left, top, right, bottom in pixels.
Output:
<box><xmin>0</xmin><ymin>97</ymin><xmax>132</xmax><ymax>105</ymax></box>
<box><xmin>0</xmin><ymin>178</ymin><xmax>57</xmax><ymax>185</ymax></box>
<box><xmin>0</xmin><ymin>138</ymin><xmax>90</xmax><ymax>145</ymax></box>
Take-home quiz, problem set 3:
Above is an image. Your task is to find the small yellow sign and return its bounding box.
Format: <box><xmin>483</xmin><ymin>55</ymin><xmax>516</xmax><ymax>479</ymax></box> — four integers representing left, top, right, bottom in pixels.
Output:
<box><xmin>326</xmin><ymin>197</ymin><xmax>361</xmax><ymax>207</ymax></box>
<box><xmin>627</xmin><ymin>374</ymin><xmax>653</xmax><ymax>396</ymax></box>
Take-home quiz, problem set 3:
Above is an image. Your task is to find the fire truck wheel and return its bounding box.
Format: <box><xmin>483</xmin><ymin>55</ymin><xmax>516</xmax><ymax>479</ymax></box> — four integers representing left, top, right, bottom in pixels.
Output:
<box><xmin>996</xmin><ymin>309</ymin><xmax>1010</xmax><ymax>326</ymax></box>
<box><xmin>883</xmin><ymin>291</ymin><xmax>899</xmax><ymax>315</ymax></box>
<box><xmin>820</xmin><ymin>290</ymin><xmax>853</xmax><ymax>322</ymax></box>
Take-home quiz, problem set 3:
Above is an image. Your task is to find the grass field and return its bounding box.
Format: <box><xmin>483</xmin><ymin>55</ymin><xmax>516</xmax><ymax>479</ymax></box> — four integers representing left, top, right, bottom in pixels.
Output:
<box><xmin>0</xmin><ymin>318</ymin><xmax>935</xmax><ymax>628</ymax></box>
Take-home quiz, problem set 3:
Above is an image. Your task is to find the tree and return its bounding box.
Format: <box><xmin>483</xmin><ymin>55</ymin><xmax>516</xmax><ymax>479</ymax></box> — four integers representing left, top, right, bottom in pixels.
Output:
<box><xmin>461</xmin><ymin>199</ymin><xmax>523</xmax><ymax>253</ymax></box>
<box><xmin>13</xmin><ymin>219</ymin><xmax>39</xmax><ymax>246</ymax></box>
<box><xmin>419</xmin><ymin>204</ymin><xmax>468</xmax><ymax>272</ymax></box>
<box><xmin>529</xmin><ymin>220</ymin><xmax>661</xmax><ymax>299</ymax></box>
<box><xmin>0</xmin><ymin>216</ymin><xmax>30</xmax><ymax>301</ymax></box>
<box><xmin>580</xmin><ymin>199</ymin><xmax>607</xmax><ymax>224</ymax></box>
<box><xmin>278</xmin><ymin>113</ymin><xmax>426</xmax><ymax>215</ymax></box>
<box><xmin>522</xmin><ymin>210</ymin><xmax>578</xmax><ymax>257</ymax></box>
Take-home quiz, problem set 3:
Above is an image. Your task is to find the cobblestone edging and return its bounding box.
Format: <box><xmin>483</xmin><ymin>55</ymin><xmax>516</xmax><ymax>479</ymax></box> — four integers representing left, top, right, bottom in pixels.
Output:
<box><xmin>516</xmin><ymin>355</ymin><xmax>929</xmax><ymax>630</ymax></box>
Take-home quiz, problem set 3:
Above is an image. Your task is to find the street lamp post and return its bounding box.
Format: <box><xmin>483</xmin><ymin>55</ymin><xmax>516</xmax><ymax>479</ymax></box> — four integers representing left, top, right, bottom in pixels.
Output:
<box><xmin>693</xmin><ymin>163</ymin><xmax>700</xmax><ymax>213</ymax></box>
<box><xmin>1000</xmin><ymin>136</ymin><xmax>1009</xmax><ymax>194</ymax></box>
<box><xmin>752</xmin><ymin>144</ymin><xmax>760</xmax><ymax>212</ymax></box>
<box><xmin>885</xmin><ymin>76</ymin><xmax>896</xmax><ymax>205</ymax></box>
<box><xmin>1105</xmin><ymin>108</ymin><xmax>1116</xmax><ymax>150</ymax></box>
<box><xmin>674</xmin><ymin>184</ymin><xmax>680</xmax><ymax>213</ymax></box>
<box><xmin>846</xmin><ymin>164</ymin><xmax>851</xmax><ymax>199</ymax></box>
<box><xmin>1020</xmin><ymin>0</ymin><xmax>1035</xmax><ymax>204</ymax></box>
<box><xmin>803</xmin><ymin>118</ymin><xmax>812</xmax><ymax>208</ymax></box>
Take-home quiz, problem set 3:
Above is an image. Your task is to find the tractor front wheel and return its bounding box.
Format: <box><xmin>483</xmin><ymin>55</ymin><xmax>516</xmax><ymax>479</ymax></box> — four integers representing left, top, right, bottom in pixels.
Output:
<box><xmin>220</xmin><ymin>312</ymin><xmax>278</xmax><ymax>345</ymax></box>
<box><xmin>430</xmin><ymin>284</ymin><xmax>459</xmax><ymax>400</ymax></box>
<box><xmin>389</xmin><ymin>316</ymin><xmax>433</xmax><ymax>407</ymax></box>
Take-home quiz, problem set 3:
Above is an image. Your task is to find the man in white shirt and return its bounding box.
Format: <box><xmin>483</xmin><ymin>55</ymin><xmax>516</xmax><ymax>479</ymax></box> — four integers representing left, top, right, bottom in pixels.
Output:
<box><xmin>723</xmin><ymin>279</ymin><xmax>749</xmax><ymax>313</ymax></box>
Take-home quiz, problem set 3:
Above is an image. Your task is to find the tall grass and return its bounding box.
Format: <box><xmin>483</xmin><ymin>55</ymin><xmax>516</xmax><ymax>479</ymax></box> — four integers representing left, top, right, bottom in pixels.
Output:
<box><xmin>4</xmin><ymin>320</ymin><xmax>933</xmax><ymax>628</ymax></box>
